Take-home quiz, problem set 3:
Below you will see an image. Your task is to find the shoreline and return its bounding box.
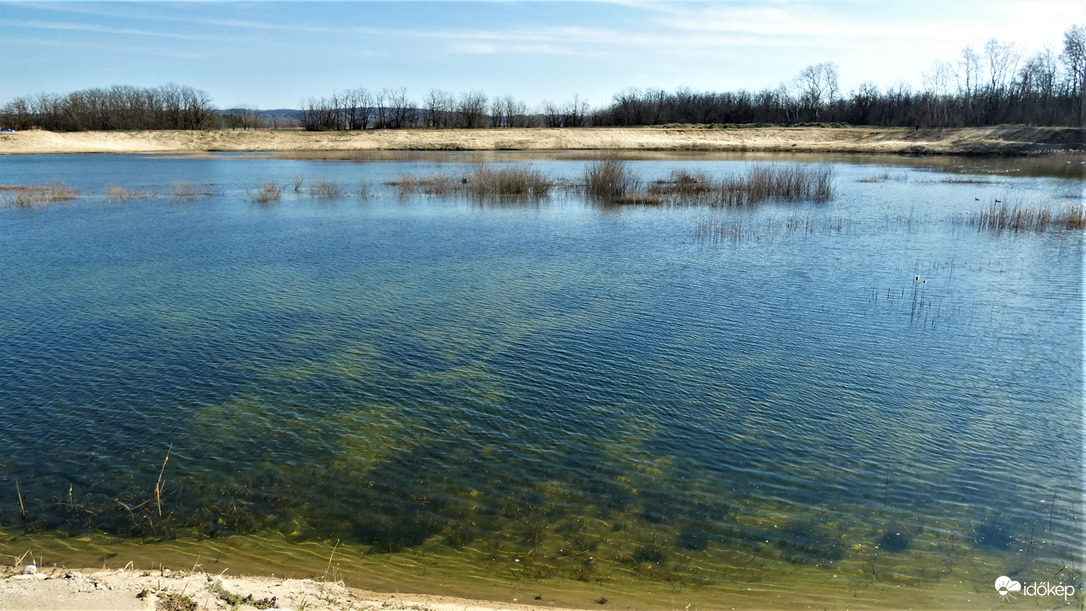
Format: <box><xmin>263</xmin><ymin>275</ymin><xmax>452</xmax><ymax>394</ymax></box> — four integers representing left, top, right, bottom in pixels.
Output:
<box><xmin>0</xmin><ymin>563</ymin><xmax>581</xmax><ymax>611</ymax></box>
<box><xmin>0</xmin><ymin>125</ymin><xmax>1082</xmax><ymax>156</ymax></box>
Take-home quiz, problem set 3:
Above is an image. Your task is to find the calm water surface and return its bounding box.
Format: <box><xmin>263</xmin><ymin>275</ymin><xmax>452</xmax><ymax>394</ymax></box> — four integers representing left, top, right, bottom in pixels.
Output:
<box><xmin>0</xmin><ymin>153</ymin><xmax>1082</xmax><ymax>609</ymax></box>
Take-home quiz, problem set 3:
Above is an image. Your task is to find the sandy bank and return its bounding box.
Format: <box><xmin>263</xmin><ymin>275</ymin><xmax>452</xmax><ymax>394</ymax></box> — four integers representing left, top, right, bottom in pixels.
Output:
<box><xmin>0</xmin><ymin>563</ymin><xmax>585</xmax><ymax>611</ymax></box>
<box><xmin>0</xmin><ymin>126</ymin><xmax>1080</xmax><ymax>156</ymax></box>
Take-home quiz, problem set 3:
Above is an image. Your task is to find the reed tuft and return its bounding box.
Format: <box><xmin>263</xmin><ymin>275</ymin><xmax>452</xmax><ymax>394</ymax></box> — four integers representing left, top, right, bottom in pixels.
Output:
<box><xmin>1</xmin><ymin>182</ymin><xmax>80</xmax><ymax>208</ymax></box>
<box><xmin>249</xmin><ymin>182</ymin><xmax>282</xmax><ymax>205</ymax></box>
<box><xmin>584</xmin><ymin>156</ymin><xmax>640</xmax><ymax>199</ymax></box>
<box><xmin>309</xmin><ymin>179</ymin><xmax>345</xmax><ymax>200</ymax></box>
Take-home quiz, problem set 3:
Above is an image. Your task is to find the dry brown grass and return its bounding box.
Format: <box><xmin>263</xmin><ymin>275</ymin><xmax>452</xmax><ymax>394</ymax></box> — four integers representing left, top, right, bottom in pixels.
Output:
<box><xmin>463</xmin><ymin>165</ymin><xmax>553</xmax><ymax>198</ymax></box>
<box><xmin>1</xmin><ymin>182</ymin><xmax>80</xmax><ymax>207</ymax></box>
<box><xmin>584</xmin><ymin>156</ymin><xmax>640</xmax><ymax>199</ymax></box>
<box><xmin>171</xmin><ymin>181</ymin><xmax>198</xmax><ymax>200</ymax></box>
<box><xmin>107</xmin><ymin>185</ymin><xmax>154</xmax><ymax>201</ymax></box>
<box><xmin>248</xmin><ymin>182</ymin><xmax>282</xmax><ymax>205</ymax></box>
<box><xmin>309</xmin><ymin>179</ymin><xmax>345</xmax><ymax>200</ymax></box>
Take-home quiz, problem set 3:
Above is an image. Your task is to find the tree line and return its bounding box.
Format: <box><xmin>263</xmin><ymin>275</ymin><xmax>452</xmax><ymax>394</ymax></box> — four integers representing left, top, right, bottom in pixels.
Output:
<box><xmin>1</xmin><ymin>84</ymin><xmax>218</xmax><ymax>131</ymax></box>
<box><xmin>4</xmin><ymin>26</ymin><xmax>1083</xmax><ymax>131</ymax></box>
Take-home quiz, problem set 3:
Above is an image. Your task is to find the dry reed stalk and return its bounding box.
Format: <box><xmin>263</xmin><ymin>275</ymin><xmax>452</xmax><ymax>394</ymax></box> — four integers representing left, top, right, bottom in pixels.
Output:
<box><xmin>15</xmin><ymin>480</ymin><xmax>25</xmax><ymax>519</ymax></box>
<box><xmin>155</xmin><ymin>445</ymin><xmax>171</xmax><ymax>517</ymax></box>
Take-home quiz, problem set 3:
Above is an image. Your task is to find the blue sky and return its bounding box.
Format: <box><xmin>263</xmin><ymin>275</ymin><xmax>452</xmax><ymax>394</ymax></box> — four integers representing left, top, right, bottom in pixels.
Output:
<box><xmin>1</xmin><ymin>1</ymin><xmax>1081</xmax><ymax>110</ymax></box>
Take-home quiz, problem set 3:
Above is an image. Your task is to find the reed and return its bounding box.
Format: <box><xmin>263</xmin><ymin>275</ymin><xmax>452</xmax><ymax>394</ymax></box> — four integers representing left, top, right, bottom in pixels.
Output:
<box><xmin>309</xmin><ymin>179</ymin><xmax>345</xmax><ymax>200</ymax></box>
<box><xmin>248</xmin><ymin>182</ymin><xmax>282</xmax><ymax>205</ymax></box>
<box><xmin>584</xmin><ymin>156</ymin><xmax>640</xmax><ymax>199</ymax></box>
<box><xmin>1</xmin><ymin>182</ymin><xmax>80</xmax><ymax>208</ymax></box>
<box><xmin>106</xmin><ymin>185</ymin><xmax>153</xmax><ymax>201</ymax></box>
<box><xmin>959</xmin><ymin>202</ymin><xmax>1085</xmax><ymax>232</ymax></box>
<box><xmin>171</xmin><ymin>181</ymin><xmax>199</xmax><ymax>201</ymax></box>
<box><xmin>463</xmin><ymin>165</ymin><xmax>553</xmax><ymax>198</ymax></box>
<box><xmin>643</xmin><ymin>165</ymin><xmax>836</xmax><ymax>206</ymax></box>
<box><xmin>648</xmin><ymin>171</ymin><xmax>715</xmax><ymax>196</ymax></box>
<box><xmin>387</xmin><ymin>173</ymin><xmax>460</xmax><ymax>196</ymax></box>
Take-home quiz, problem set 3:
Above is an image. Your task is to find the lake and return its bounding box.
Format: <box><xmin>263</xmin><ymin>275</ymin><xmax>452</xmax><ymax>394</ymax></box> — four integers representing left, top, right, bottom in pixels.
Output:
<box><xmin>0</xmin><ymin>152</ymin><xmax>1082</xmax><ymax>609</ymax></box>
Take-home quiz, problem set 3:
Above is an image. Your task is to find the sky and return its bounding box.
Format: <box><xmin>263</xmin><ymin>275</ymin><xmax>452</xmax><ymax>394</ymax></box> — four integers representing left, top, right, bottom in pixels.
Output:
<box><xmin>1</xmin><ymin>0</ymin><xmax>1083</xmax><ymax>110</ymax></box>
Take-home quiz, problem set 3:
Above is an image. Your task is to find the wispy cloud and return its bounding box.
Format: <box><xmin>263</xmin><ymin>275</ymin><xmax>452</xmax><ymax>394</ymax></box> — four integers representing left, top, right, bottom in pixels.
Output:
<box><xmin>0</xmin><ymin>18</ymin><xmax>204</xmax><ymax>40</ymax></box>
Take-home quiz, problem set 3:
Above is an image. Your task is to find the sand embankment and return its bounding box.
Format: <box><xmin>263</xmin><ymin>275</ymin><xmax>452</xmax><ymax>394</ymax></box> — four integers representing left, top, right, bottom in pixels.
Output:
<box><xmin>0</xmin><ymin>564</ymin><xmax>579</xmax><ymax>611</ymax></box>
<box><xmin>0</xmin><ymin>126</ymin><xmax>1081</xmax><ymax>156</ymax></box>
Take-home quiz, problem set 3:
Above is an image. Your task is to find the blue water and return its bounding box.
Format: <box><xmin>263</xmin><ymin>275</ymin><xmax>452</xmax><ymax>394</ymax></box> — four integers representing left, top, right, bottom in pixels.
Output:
<box><xmin>0</xmin><ymin>153</ymin><xmax>1082</xmax><ymax>606</ymax></box>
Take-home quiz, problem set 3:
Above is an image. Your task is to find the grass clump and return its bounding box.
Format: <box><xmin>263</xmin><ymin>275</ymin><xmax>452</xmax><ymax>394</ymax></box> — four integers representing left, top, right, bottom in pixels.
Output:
<box><xmin>733</xmin><ymin>165</ymin><xmax>835</xmax><ymax>205</ymax></box>
<box><xmin>637</xmin><ymin>165</ymin><xmax>835</xmax><ymax>206</ymax></box>
<box><xmin>390</xmin><ymin>165</ymin><xmax>553</xmax><ymax>199</ymax></box>
<box><xmin>648</xmin><ymin>170</ymin><xmax>715</xmax><ymax>197</ymax></box>
<box><xmin>387</xmin><ymin>173</ymin><xmax>459</xmax><ymax>196</ymax></box>
<box><xmin>584</xmin><ymin>156</ymin><xmax>640</xmax><ymax>200</ymax></box>
<box><xmin>171</xmin><ymin>181</ymin><xmax>199</xmax><ymax>201</ymax></box>
<box><xmin>1</xmin><ymin>182</ymin><xmax>80</xmax><ymax>208</ymax></box>
<box><xmin>170</xmin><ymin>181</ymin><xmax>213</xmax><ymax>201</ymax></box>
<box><xmin>107</xmin><ymin>185</ymin><xmax>153</xmax><ymax>201</ymax></box>
<box><xmin>248</xmin><ymin>182</ymin><xmax>282</xmax><ymax>205</ymax></box>
<box><xmin>309</xmin><ymin>179</ymin><xmax>345</xmax><ymax>200</ymax></box>
<box><xmin>464</xmin><ymin>165</ymin><xmax>553</xmax><ymax>198</ymax></box>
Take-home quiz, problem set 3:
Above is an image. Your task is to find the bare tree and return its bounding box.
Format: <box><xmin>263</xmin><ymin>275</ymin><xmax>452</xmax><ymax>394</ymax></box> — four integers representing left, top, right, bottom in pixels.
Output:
<box><xmin>424</xmin><ymin>89</ymin><xmax>454</xmax><ymax>128</ymax></box>
<box><xmin>457</xmin><ymin>90</ymin><xmax>488</xmax><ymax>128</ymax></box>
<box><xmin>794</xmin><ymin>62</ymin><xmax>839</xmax><ymax>121</ymax></box>
<box><xmin>384</xmin><ymin>87</ymin><xmax>415</xmax><ymax>128</ymax></box>
<box><xmin>1062</xmin><ymin>24</ymin><xmax>1086</xmax><ymax>123</ymax></box>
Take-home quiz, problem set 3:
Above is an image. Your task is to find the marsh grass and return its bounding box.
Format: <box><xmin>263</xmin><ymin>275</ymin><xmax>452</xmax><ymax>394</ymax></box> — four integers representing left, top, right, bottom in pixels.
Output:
<box><xmin>309</xmin><ymin>179</ymin><xmax>345</xmax><ymax>200</ymax></box>
<box><xmin>171</xmin><ymin>181</ymin><xmax>213</xmax><ymax>201</ymax></box>
<box><xmin>387</xmin><ymin>173</ymin><xmax>459</xmax><ymax>196</ymax></box>
<box><xmin>464</xmin><ymin>165</ymin><xmax>553</xmax><ymax>198</ymax></box>
<box><xmin>1</xmin><ymin>182</ymin><xmax>80</xmax><ymax>208</ymax></box>
<box><xmin>106</xmin><ymin>185</ymin><xmax>154</xmax><ymax>202</ymax></box>
<box><xmin>248</xmin><ymin>182</ymin><xmax>282</xmax><ymax>205</ymax></box>
<box><xmin>389</xmin><ymin>165</ymin><xmax>553</xmax><ymax>199</ymax></box>
<box><xmin>696</xmin><ymin>213</ymin><xmax>850</xmax><ymax>243</ymax></box>
<box><xmin>648</xmin><ymin>171</ymin><xmax>715</xmax><ymax>196</ymax></box>
<box><xmin>584</xmin><ymin>156</ymin><xmax>640</xmax><ymax>199</ymax></box>
<box><xmin>642</xmin><ymin>165</ymin><xmax>835</xmax><ymax>206</ymax></box>
<box><xmin>959</xmin><ymin>202</ymin><xmax>1085</xmax><ymax>232</ymax></box>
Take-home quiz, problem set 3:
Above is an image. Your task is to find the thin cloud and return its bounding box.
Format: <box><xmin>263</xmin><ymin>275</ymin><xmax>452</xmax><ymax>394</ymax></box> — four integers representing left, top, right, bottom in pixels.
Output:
<box><xmin>0</xmin><ymin>18</ymin><xmax>204</xmax><ymax>40</ymax></box>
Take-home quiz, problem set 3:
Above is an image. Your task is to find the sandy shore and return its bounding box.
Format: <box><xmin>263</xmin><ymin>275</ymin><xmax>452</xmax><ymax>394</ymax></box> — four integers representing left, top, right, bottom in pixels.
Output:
<box><xmin>0</xmin><ymin>563</ymin><xmax>583</xmax><ymax>611</ymax></box>
<box><xmin>0</xmin><ymin>126</ymin><xmax>1081</xmax><ymax>156</ymax></box>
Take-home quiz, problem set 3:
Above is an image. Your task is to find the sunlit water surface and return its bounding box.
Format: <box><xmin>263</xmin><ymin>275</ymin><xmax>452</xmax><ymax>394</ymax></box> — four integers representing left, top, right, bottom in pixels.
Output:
<box><xmin>0</xmin><ymin>153</ymin><xmax>1082</xmax><ymax>609</ymax></box>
